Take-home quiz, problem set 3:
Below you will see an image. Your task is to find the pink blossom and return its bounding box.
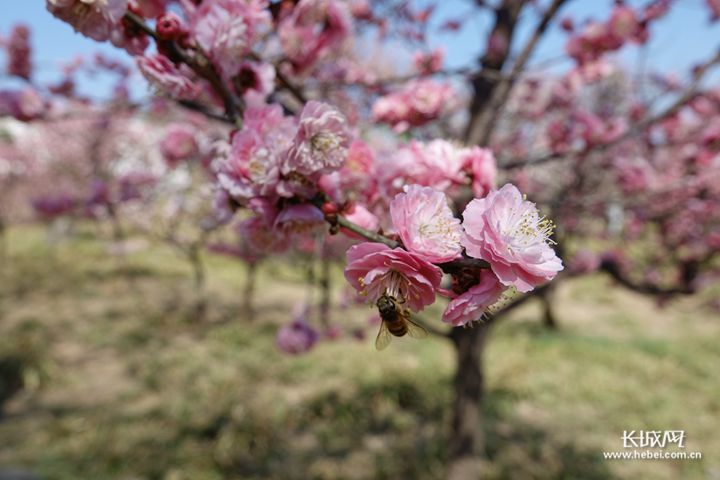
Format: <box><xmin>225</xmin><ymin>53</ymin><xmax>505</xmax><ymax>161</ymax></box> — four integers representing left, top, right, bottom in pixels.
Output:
<box><xmin>614</xmin><ymin>157</ymin><xmax>653</xmax><ymax>194</ymax></box>
<box><xmin>118</xmin><ymin>171</ymin><xmax>156</xmax><ymax>202</ymax></box>
<box><xmin>462</xmin><ymin>147</ymin><xmax>497</xmax><ymax>198</ymax></box>
<box><xmin>607</xmin><ymin>6</ymin><xmax>641</xmax><ymax>43</ymax></box>
<box><xmin>216</xmin><ymin>104</ymin><xmax>295</xmax><ymax>202</ymax></box>
<box><xmin>235</xmin><ymin>200</ymin><xmax>290</xmax><ymax>253</ymax></box>
<box><xmin>238</xmin><ymin>215</ymin><xmax>290</xmax><ymax>252</ymax></box>
<box><xmin>31</xmin><ymin>193</ymin><xmax>79</xmax><ymax>219</ymax></box>
<box><xmin>350</xmin><ymin>0</ymin><xmax>373</xmax><ymax>20</ymax></box>
<box><xmin>233</xmin><ymin>61</ymin><xmax>276</xmax><ymax>105</ymax></box>
<box><xmin>283</xmin><ymin>101</ymin><xmax>350</xmax><ymax>178</ymax></box>
<box><xmin>344</xmin><ymin>243</ymin><xmax>442</xmax><ymax>312</ymax></box>
<box><xmin>376</xmin><ymin>140</ymin><xmax>465</xmax><ymax>197</ymax></box>
<box><xmin>190</xmin><ymin>0</ymin><xmax>270</xmax><ymax>78</ymax></box>
<box><xmin>156</xmin><ymin>12</ymin><xmax>186</xmax><ymax>40</ymax></box>
<box><xmin>323</xmin><ymin>324</ymin><xmax>343</xmax><ymax>340</ymax></box>
<box><xmin>442</xmin><ymin>271</ymin><xmax>506</xmax><ymax>326</ymax></box>
<box><xmin>212</xmin><ymin>189</ymin><xmax>235</xmax><ymax>225</ymax></box>
<box><xmin>5</xmin><ymin>25</ymin><xmax>32</xmax><ymax>80</ymax></box>
<box><xmin>341</xmin><ymin>204</ymin><xmax>379</xmax><ymax>239</ymax></box>
<box><xmin>277</xmin><ymin>318</ymin><xmax>319</xmax><ymax>355</ymax></box>
<box><xmin>390</xmin><ymin>185</ymin><xmax>462</xmax><ymax>263</ymax></box>
<box><xmin>546</xmin><ymin>119</ymin><xmax>573</xmax><ymax>154</ymax></box>
<box><xmin>318</xmin><ymin>139</ymin><xmax>376</xmax><ymax>203</ymax></box>
<box><xmin>136</xmin><ymin>54</ymin><xmax>200</xmax><ymax>99</ymax></box>
<box><xmin>46</xmin><ymin>0</ymin><xmax>128</xmax><ymax>42</ymax></box>
<box><xmin>560</xmin><ymin>17</ymin><xmax>574</xmax><ymax>32</ymax></box>
<box><xmin>279</xmin><ymin>0</ymin><xmax>352</xmax><ymax>73</ymax></box>
<box><xmin>373</xmin><ymin>79</ymin><xmax>455</xmax><ymax>131</ymax></box>
<box><xmin>0</xmin><ymin>88</ymin><xmax>45</xmax><ymax>121</ymax></box>
<box><xmin>218</xmin><ymin>129</ymin><xmax>279</xmax><ymax>200</ymax></box>
<box><xmin>109</xmin><ymin>16</ymin><xmax>150</xmax><ymax>55</ymax></box>
<box><xmin>134</xmin><ymin>0</ymin><xmax>170</xmax><ymax>18</ymax></box>
<box><xmin>486</xmin><ymin>31</ymin><xmax>509</xmax><ymax>59</ymax></box>
<box><xmin>273</xmin><ymin>204</ymin><xmax>325</xmax><ymax>236</ymax></box>
<box><xmin>643</xmin><ymin>0</ymin><xmax>670</xmax><ymax>21</ymax></box>
<box><xmin>568</xmin><ymin>250</ymin><xmax>601</xmax><ymax>275</ymax></box>
<box><xmin>461</xmin><ymin>184</ymin><xmax>563</xmax><ymax>293</ymax></box>
<box><xmin>413</xmin><ymin>48</ymin><xmax>444</xmax><ymax>75</ymax></box>
<box><xmin>160</xmin><ymin>123</ymin><xmax>199</xmax><ymax>167</ymax></box>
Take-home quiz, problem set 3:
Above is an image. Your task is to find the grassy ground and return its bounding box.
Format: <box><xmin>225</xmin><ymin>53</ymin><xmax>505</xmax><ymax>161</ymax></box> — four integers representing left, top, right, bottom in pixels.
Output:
<box><xmin>0</xmin><ymin>225</ymin><xmax>718</xmax><ymax>480</ymax></box>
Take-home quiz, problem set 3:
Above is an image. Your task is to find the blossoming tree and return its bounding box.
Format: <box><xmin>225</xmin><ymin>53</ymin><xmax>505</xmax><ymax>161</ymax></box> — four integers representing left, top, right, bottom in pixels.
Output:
<box><xmin>6</xmin><ymin>0</ymin><xmax>718</xmax><ymax>477</ymax></box>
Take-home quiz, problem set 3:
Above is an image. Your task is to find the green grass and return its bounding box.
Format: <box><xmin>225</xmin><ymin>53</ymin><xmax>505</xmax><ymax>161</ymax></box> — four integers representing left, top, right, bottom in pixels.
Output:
<box><xmin>0</xmin><ymin>225</ymin><xmax>718</xmax><ymax>480</ymax></box>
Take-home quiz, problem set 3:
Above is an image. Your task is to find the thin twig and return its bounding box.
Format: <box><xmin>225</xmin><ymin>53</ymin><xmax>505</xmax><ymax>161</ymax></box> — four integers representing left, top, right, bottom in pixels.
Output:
<box><xmin>123</xmin><ymin>12</ymin><xmax>242</xmax><ymax>122</ymax></box>
<box><xmin>336</xmin><ymin>214</ymin><xmax>400</xmax><ymax>248</ymax></box>
<box><xmin>413</xmin><ymin>314</ymin><xmax>451</xmax><ymax>338</ymax></box>
<box><xmin>500</xmin><ymin>47</ymin><xmax>720</xmax><ymax>170</ymax></box>
<box><xmin>177</xmin><ymin>99</ymin><xmax>235</xmax><ymax>124</ymax></box>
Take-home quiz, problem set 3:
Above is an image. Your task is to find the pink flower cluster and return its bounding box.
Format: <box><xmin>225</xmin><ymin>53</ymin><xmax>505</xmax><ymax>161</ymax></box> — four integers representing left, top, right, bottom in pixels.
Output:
<box><xmin>159</xmin><ymin>123</ymin><xmax>200</xmax><ymax>167</ymax></box>
<box><xmin>216</xmin><ymin>101</ymin><xmax>350</xmax><ymax>204</ymax></box>
<box><xmin>136</xmin><ymin>54</ymin><xmax>200</xmax><ymax>99</ymax></box>
<box><xmin>0</xmin><ymin>88</ymin><xmax>45</xmax><ymax>121</ymax></box>
<box><xmin>413</xmin><ymin>48</ymin><xmax>444</xmax><ymax>75</ymax></box>
<box><xmin>318</xmin><ymin>139</ymin><xmax>376</xmax><ymax>204</ymax></box>
<box><xmin>442</xmin><ymin>271</ymin><xmax>505</xmax><ymax>326</ymax></box>
<box><xmin>372</xmin><ymin>79</ymin><xmax>455</xmax><ymax>132</ymax></box>
<box><xmin>276</xmin><ymin>305</ymin><xmax>320</xmax><ymax>355</ymax></box>
<box><xmin>278</xmin><ymin>0</ymin><xmax>352</xmax><ymax>73</ymax></box>
<box><xmin>214</xmin><ymin>101</ymin><xmax>350</xmax><ymax>251</ymax></box>
<box><xmin>344</xmin><ymin>243</ymin><xmax>442</xmax><ymax>313</ymax></box>
<box><xmin>376</xmin><ymin>140</ymin><xmax>496</xmax><ymax>198</ymax></box>
<box><xmin>46</xmin><ymin>0</ymin><xmax>128</xmax><ymax>42</ymax></box>
<box><xmin>461</xmin><ymin>184</ymin><xmax>564</xmax><ymax>293</ymax></box>
<box><xmin>390</xmin><ymin>185</ymin><xmax>462</xmax><ymax>263</ymax></box>
<box><xmin>565</xmin><ymin>4</ymin><xmax>667</xmax><ymax>65</ymax></box>
<box><xmin>189</xmin><ymin>0</ymin><xmax>270</xmax><ymax>79</ymax></box>
<box><xmin>344</xmin><ymin>183</ymin><xmax>562</xmax><ymax>326</ymax></box>
<box><xmin>5</xmin><ymin>25</ymin><xmax>32</xmax><ymax>80</ymax></box>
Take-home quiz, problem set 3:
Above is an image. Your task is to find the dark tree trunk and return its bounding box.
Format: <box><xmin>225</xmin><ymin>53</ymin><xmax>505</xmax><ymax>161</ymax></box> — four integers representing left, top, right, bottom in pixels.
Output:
<box><xmin>189</xmin><ymin>244</ymin><xmax>207</xmax><ymax>320</ymax></box>
<box><xmin>242</xmin><ymin>262</ymin><xmax>257</xmax><ymax>319</ymax></box>
<box><xmin>447</xmin><ymin>321</ymin><xmax>492</xmax><ymax>479</ymax></box>
<box><xmin>318</xmin><ymin>257</ymin><xmax>331</xmax><ymax>328</ymax></box>
<box><xmin>463</xmin><ymin>0</ymin><xmax>526</xmax><ymax>144</ymax></box>
<box><xmin>0</xmin><ymin>216</ymin><xmax>6</xmax><ymax>267</ymax></box>
<box><xmin>540</xmin><ymin>283</ymin><xmax>558</xmax><ymax>329</ymax></box>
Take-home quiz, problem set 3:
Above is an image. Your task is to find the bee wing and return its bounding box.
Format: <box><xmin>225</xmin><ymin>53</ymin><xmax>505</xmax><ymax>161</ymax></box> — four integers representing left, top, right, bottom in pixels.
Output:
<box><xmin>405</xmin><ymin>316</ymin><xmax>429</xmax><ymax>339</ymax></box>
<box><xmin>375</xmin><ymin>321</ymin><xmax>393</xmax><ymax>351</ymax></box>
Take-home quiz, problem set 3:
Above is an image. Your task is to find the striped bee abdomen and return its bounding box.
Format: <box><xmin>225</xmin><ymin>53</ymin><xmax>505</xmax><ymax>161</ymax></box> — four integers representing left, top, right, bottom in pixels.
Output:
<box><xmin>387</xmin><ymin>319</ymin><xmax>408</xmax><ymax>337</ymax></box>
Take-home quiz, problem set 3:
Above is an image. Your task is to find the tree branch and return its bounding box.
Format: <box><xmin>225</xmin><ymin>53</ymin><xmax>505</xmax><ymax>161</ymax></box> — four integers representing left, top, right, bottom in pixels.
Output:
<box><xmin>599</xmin><ymin>259</ymin><xmax>695</xmax><ymax>296</ymax></box>
<box><xmin>413</xmin><ymin>314</ymin><xmax>451</xmax><ymax>338</ymax></box>
<box><xmin>177</xmin><ymin>99</ymin><xmax>235</xmax><ymax>124</ymax></box>
<box><xmin>500</xmin><ymin>47</ymin><xmax>720</xmax><ymax>170</ymax></box>
<box><xmin>123</xmin><ymin>12</ymin><xmax>243</xmax><ymax>123</ymax></box>
<box><xmin>463</xmin><ymin>0</ymin><xmax>528</xmax><ymax>144</ymax></box>
<box><xmin>467</xmin><ymin>0</ymin><xmax>569</xmax><ymax>145</ymax></box>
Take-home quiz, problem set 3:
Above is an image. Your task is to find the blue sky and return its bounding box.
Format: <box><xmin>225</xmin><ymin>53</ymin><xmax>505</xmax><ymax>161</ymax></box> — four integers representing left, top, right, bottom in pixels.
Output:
<box><xmin>1</xmin><ymin>0</ymin><xmax>719</xmax><ymax>99</ymax></box>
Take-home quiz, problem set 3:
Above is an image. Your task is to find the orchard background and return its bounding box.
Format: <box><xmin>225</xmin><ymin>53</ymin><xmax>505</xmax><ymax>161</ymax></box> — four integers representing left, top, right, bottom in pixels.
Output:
<box><xmin>1</xmin><ymin>1</ymin><xmax>719</xmax><ymax>479</ymax></box>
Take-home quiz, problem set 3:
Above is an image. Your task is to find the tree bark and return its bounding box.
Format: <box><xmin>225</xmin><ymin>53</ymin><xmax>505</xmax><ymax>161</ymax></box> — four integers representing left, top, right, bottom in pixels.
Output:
<box><xmin>318</xmin><ymin>257</ymin><xmax>331</xmax><ymax>328</ymax></box>
<box><xmin>463</xmin><ymin>0</ymin><xmax>526</xmax><ymax>144</ymax></box>
<box><xmin>242</xmin><ymin>262</ymin><xmax>257</xmax><ymax>319</ymax></box>
<box><xmin>189</xmin><ymin>244</ymin><xmax>207</xmax><ymax>320</ymax></box>
<box><xmin>447</xmin><ymin>322</ymin><xmax>492</xmax><ymax>479</ymax></box>
<box><xmin>448</xmin><ymin>2</ymin><xmax>528</xmax><ymax>476</ymax></box>
<box><xmin>0</xmin><ymin>216</ymin><xmax>6</xmax><ymax>267</ymax></box>
<box><xmin>540</xmin><ymin>282</ymin><xmax>558</xmax><ymax>330</ymax></box>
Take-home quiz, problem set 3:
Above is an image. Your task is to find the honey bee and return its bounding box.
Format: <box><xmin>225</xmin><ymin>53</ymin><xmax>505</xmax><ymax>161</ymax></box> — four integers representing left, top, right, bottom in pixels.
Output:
<box><xmin>374</xmin><ymin>294</ymin><xmax>428</xmax><ymax>350</ymax></box>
